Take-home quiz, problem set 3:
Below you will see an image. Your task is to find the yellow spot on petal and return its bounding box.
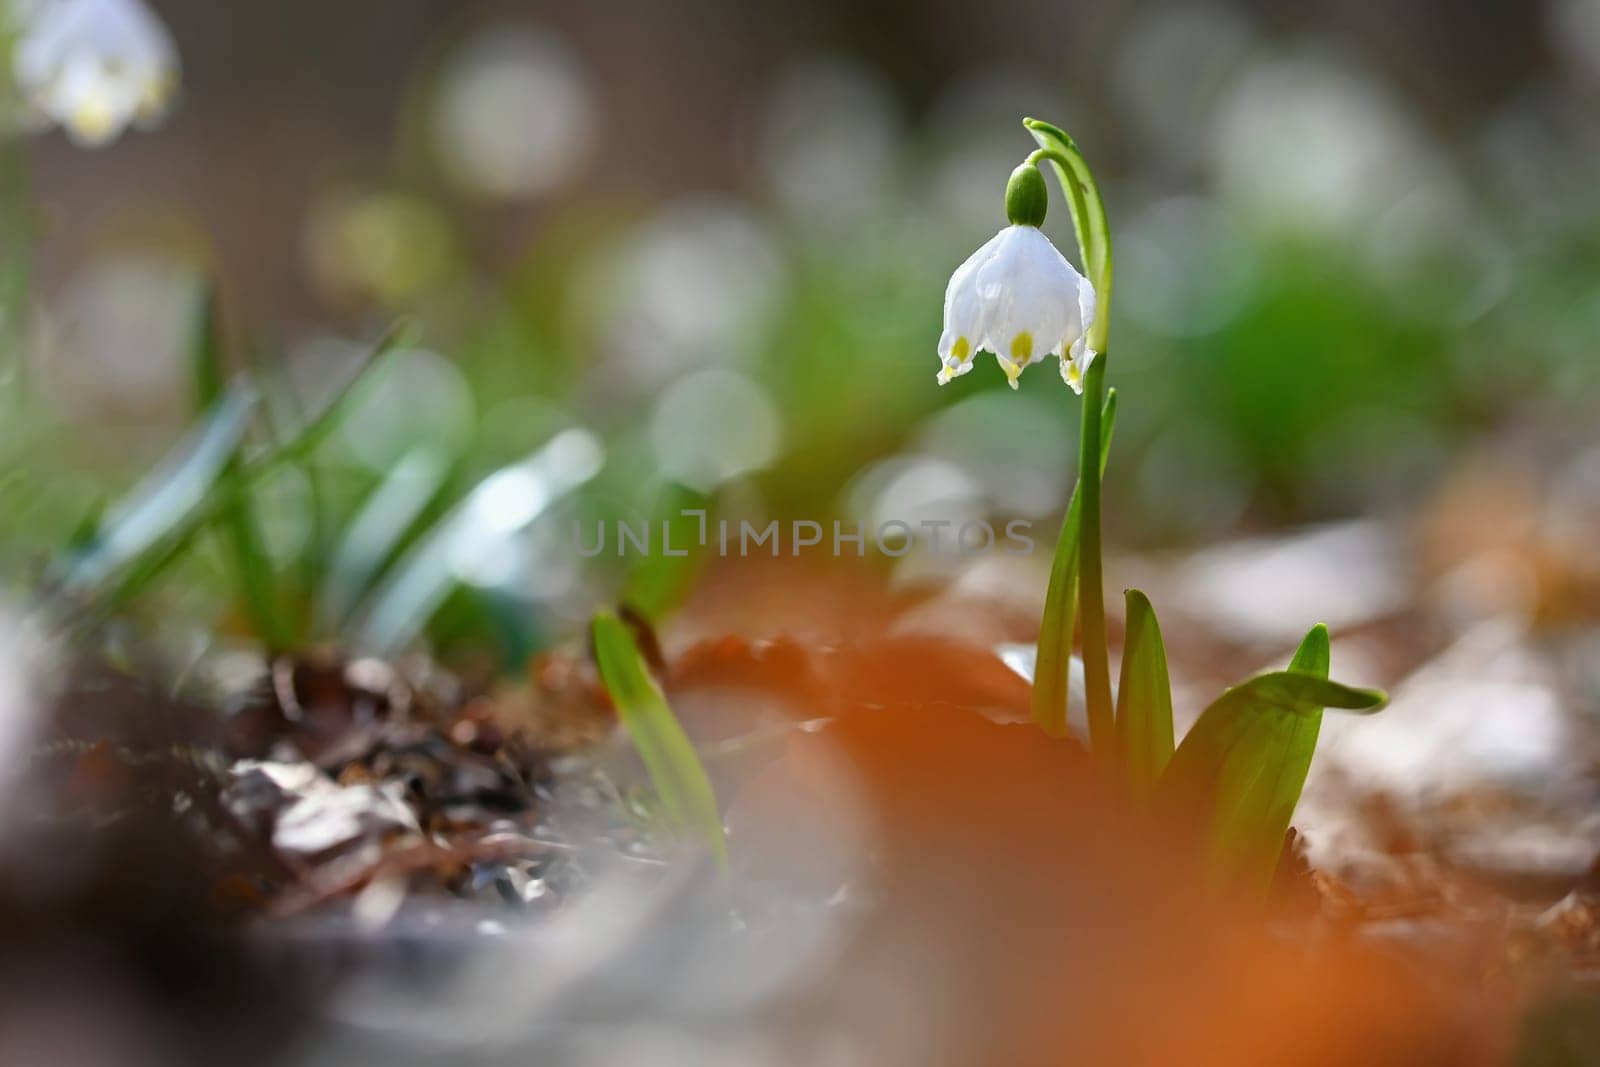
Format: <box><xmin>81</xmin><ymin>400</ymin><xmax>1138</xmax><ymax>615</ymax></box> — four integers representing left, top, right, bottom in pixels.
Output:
<box><xmin>1011</xmin><ymin>331</ymin><xmax>1033</xmax><ymax>362</ymax></box>
<box><xmin>1002</xmin><ymin>360</ymin><xmax>1023</xmax><ymax>389</ymax></box>
<box><xmin>1062</xmin><ymin>359</ymin><xmax>1084</xmax><ymax>392</ymax></box>
<box><xmin>69</xmin><ymin>98</ymin><xmax>117</xmax><ymax>144</ymax></box>
<box><xmin>952</xmin><ymin>336</ymin><xmax>971</xmax><ymax>364</ymax></box>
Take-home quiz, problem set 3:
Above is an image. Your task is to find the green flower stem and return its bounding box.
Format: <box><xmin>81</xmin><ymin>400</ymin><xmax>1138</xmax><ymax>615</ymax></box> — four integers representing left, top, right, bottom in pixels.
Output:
<box><xmin>1023</xmin><ymin>119</ymin><xmax>1113</xmax><ymax>354</ymax></box>
<box><xmin>1021</xmin><ymin>119</ymin><xmax>1117</xmax><ymax>759</ymax></box>
<box><xmin>1030</xmin><ymin>387</ymin><xmax>1115</xmax><ymax>739</ymax></box>
<box><xmin>1077</xmin><ymin>351</ymin><xmax>1114</xmax><ymax>756</ymax></box>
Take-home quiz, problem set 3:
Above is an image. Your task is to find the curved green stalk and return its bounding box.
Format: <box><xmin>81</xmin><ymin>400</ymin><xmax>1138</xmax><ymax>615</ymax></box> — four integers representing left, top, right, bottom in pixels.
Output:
<box><xmin>1021</xmin><ymin>119</ymin><xmax>1117</xmax><ymax>758</ymax></box>
<box><xmin>1024</xmin><ymin>119</ymin><xmax>1114</xmax><ymax>353</ymax></box>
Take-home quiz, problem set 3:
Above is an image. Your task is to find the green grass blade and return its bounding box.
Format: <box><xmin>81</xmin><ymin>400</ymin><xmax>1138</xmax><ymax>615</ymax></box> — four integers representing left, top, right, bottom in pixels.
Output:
<box><xmin>1030</xmin><ymin>387</ymin><xmax>1116</xmax><ymax>738</ymax></box>
<box><xmin>189</xmin><ymin>284</ymin><xmax>291</xmax><ymax>648</ymax></box>
<box><xmin>190</xmin><ymin>285</ymin><xmax>228</xmax><ymax>406</ymax></box>
<box><xmin>1114</xmin><ymin>589</ymin><xmax>1174</xmax><ymax>799</ymax></box>
<box><xmin>65</xmin><ymin>497</ymin><xmax>106</xmax><ymax>555</ymax></box>
<box><xmin>314</xmin><ymin>447</ymin><xmax>453</xmax><ymax>635</ymax></box>
<box><xmin>621</xmin><ymin>483</ymin><xmax>710</xmax><ymax>624</ymax></box>
<box><xmin>353</xmin><ymin>428</ymin><xmax>603</xmax><ymax>654</ymax></box>
<box><xmin>591</xmin><ymin>610</ymin><xmax>727</xmax><ymax>868</ymax></box>
<box><xmin>264</xmin><ymin>320</ymin><xmax>411</xmax><ymax>464</ymax></box>
<box><xmin>1155</xmin><ymin>627</ymin><xmax>1385</xmax><ymax>898</ymax></box>
<box><xmin>78</xmin><ymin>325</ymin><xmax>407</xmax><ymax>612</ymax></box>
<box><xmin>61</xmin><ymin>384</ymin><xmax>257</xmax><ymax>593</ymax></box>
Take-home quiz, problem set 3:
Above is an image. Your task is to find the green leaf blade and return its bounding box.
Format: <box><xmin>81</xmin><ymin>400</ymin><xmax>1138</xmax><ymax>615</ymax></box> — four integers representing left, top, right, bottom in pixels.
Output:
<box><xmin>1288</xmin><ymin>622</ymin><xmax>1331</xmax><ymax>676</ymax></box>
<box><xmin>1029</xmin><ymin>388</ymin><xmax>1116</xmax><ymax>738</ymax></box>
<box><xmin>77</xmin><ymin>324</ymin><xmax>407</xmax><ymax>615</ymax></box>
<box><xmin>189</xmin><ymin>283</ymin><xmax>292</xmax><ymax>649</ymax></box>
<box><xmin>1114</xmin><ymin>589</ymin><xmax>1174</xmax><ymax>799</ymax></box>
<box><xmin>354</xmin><ymin>429</ymin><xmax>602</xmax><ymax>655</ymax></box>
<box><xmin>1154</xmin><ymin>625</ymin><xmax>1386</xmax><ymax>899</ymax></box>
<box><xmin>315</xmin><ymin>446</ymin><xmax>453</xmax><ymax>635</ymax></box>
<box><xmin>591</xmin><ymin>610</ymin><xmax>727</xmax><ymax>869</ymax></box>
<box><xmin>61</xmin><ymin>384</ymin><xmax>257</xmax><ymax>593</ymax></box>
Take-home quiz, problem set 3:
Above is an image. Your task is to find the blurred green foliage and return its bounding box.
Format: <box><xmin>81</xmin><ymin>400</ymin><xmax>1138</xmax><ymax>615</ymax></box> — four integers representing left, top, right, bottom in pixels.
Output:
<box><xmin>4</xmin><ymin>19</ymin><xmax>1600</xmax><ymax>669</ymax></box>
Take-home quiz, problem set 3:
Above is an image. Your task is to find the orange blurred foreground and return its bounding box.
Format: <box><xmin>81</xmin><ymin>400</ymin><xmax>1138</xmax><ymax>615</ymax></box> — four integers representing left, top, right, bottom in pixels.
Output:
<box><xmin>669</xmin><ymin>559</ymin><xmax>1518</xmax><ymax>1066</ymax></box>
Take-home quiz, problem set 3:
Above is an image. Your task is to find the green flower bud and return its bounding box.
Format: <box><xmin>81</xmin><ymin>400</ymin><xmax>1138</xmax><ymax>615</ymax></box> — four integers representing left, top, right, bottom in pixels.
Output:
<box><xmin>1004</xmin><ymin>162</ymin><xmax>1048</xmax><ymax>228</ymax></box>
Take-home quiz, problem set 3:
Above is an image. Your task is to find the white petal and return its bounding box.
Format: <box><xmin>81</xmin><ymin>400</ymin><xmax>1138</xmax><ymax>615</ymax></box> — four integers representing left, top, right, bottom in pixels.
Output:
<box><xmin>941</xmin><ymin>229</ymin><xmax>1003</xmax><ymax>347</ymax></box>
<box><xmin>936</xmin><ymin>224</ymin><xmax>1095</xmax><ymax>389</ymax></box>
<box><xmin>1059</xmin><ymin>351</ymin><xmax>1085</xmax><ymax>394</ymax></box>
<box><xmin>1010</xmin><ymin>230</ymin><xmax>1084</xmax><ymax>361</ymax></box>
<box><xmin>1076</xmin><ymin>272</ymin><xmax>1098</xmax><ymax>346</ymax></box>
<box><xmin>14</xmin><ymin>0</ymin><xmax>179</xmax><ymax>146</ymax></box>
<box><xmin>936</xmin><ymin>358</ymin><xmax>976</xmax><ymax>385</ymax></box>
<box><xmin>938</xmin><ymin>228</ymin><xmax>1005</xmax><ymax>380</ymax></box>
<box><xmin>977</xmin><ymin>227</ymin><xmax>1089</xmax><ymax>379</ymax></box>
<box><xmin>971</xmin><ymin>226</ymin><xmax>1028</xmax><ymax>344</ymax></box>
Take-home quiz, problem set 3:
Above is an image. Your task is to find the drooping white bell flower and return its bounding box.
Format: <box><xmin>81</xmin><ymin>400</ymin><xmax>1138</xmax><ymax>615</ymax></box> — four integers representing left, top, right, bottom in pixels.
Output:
<box><xmin>936</xmin><ymin>162</ymin><xmax>1098</xmax><ymax>392</ymax></box>
<box><xmin>11</xmin><ymin>0</ymin><xmax>180</xmax><ymax>147</ymax></box>
<box><xmin>937</xmin><ymin>224</ymin><xmax>1097</xmax><ymax>392</ymax></box>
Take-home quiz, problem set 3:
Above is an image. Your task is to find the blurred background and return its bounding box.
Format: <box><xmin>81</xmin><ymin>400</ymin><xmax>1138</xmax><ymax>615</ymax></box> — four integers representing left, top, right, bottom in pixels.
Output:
<box><xmin>4</xmin><ymin>0</ymin><xmax>1600</xmax><ymax>655</ymax></box>
<box><xmin>5</xmin><ymin>5</ymin><xmax>1600</xmax><ymax>1063</ymax></box>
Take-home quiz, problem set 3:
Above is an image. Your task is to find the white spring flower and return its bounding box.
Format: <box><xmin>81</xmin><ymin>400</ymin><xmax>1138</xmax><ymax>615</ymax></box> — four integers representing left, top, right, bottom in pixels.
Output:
<box><xmin>11</xmin><ymin>0</ymin><xmax>180</xmax><ymax>147</ymax></box>
<box><xmin>936</xmin><ymin>162</ymin><xmax>1098</xmax><ymax>392</ymax></box>
<box><xmin>937</xmin><ymin>224</ymin><xmax>1097</xmax><ymax>392</ymax></box>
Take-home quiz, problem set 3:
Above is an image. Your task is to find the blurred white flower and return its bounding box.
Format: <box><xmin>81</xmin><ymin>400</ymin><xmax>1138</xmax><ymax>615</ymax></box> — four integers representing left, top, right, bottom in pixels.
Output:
<box><xmin>937</xmin><ymin>224</ymin><xmax>1096</xmax><ymax>392</ymax></box>
<box><xmin>39</xmin><ymin>251</ymin><xmax>197</xmax><ymax>427</ymax></box>
<box><xmin>759</xmin><ymin>57</ymin><xmax>900</xmax><ymax>228</ymax></box>
<box><xmin>429</xmin><ymin>25</ymin><xmax>595</xmax><ymax>201</ymax></box>
<box><xmin>650</xmin><ymin>368</ymin><xmax>781</xmax><ymax>492</ymax></box>
<box><xmin>1549</xmin><ymin>0</ymin><xmax>1600</xmax><ymax>83</ymax></box>
<box><xmin>588</xmin><ymin>197</ymin><xmax>784</xmax><ymax>385</ymax></box>
<box><xmin>322</xmin><ymin>345</ymin><xmax>475</xmax><ymax>471</ymax></box>
<box><xmin>848</xmin><ymin>454</ymin><xmax>984</xmax><ymax>535</ymax></box>
<box><xmin>11</xmin><ymin>0</ymin><xmax>180</xmax><ymax>147</ymax></box>
<box><xmin>914</xmin><ymin>390</ymin><xmax>1075</xmax><ymax>518</ymax></box>
<box><xmin>1111</xmin><ymin>5</ymin><xmax>1253</xmax><ymax>171</ymax></box>
<box><xmin>1211</xmin><ymin>48</ymin><xmax>1441</xmax><ymax>233</ymax></box>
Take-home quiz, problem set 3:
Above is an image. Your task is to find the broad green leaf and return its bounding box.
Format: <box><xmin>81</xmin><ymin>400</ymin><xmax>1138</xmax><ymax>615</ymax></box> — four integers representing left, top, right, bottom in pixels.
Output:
<box><xmin>1222</xmin><ymin>625</ymin><xmax>1333</xmax><ymax>892</ymax></box>
<box><xmin>1114</xmin><ymin>589</ymin><xmax>1174</xmax><ymax>799</ymax></box>
<box><xmin>1287</xmin><ymin>621</ymin><xmax>1331</xmax><ymax>675</ymax></box>
<box><xmin>189</xmin><ymin>284</ymin><xmax>291</xmax><ymax>648</ymax></box>
<box><xmin>592</xmin><ymin>610</ymin><xmax>728</xmax><ymax>868</ymax></box>
<box><xmin>1030</xmin><ymin>388</ymin><xmax>1116</xmax><ymax>738</ymax></box>
<box><xmin>1154</xmin><ymin>624</ymin><xmax>1385</xmax><ymax>898</ymax></box>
